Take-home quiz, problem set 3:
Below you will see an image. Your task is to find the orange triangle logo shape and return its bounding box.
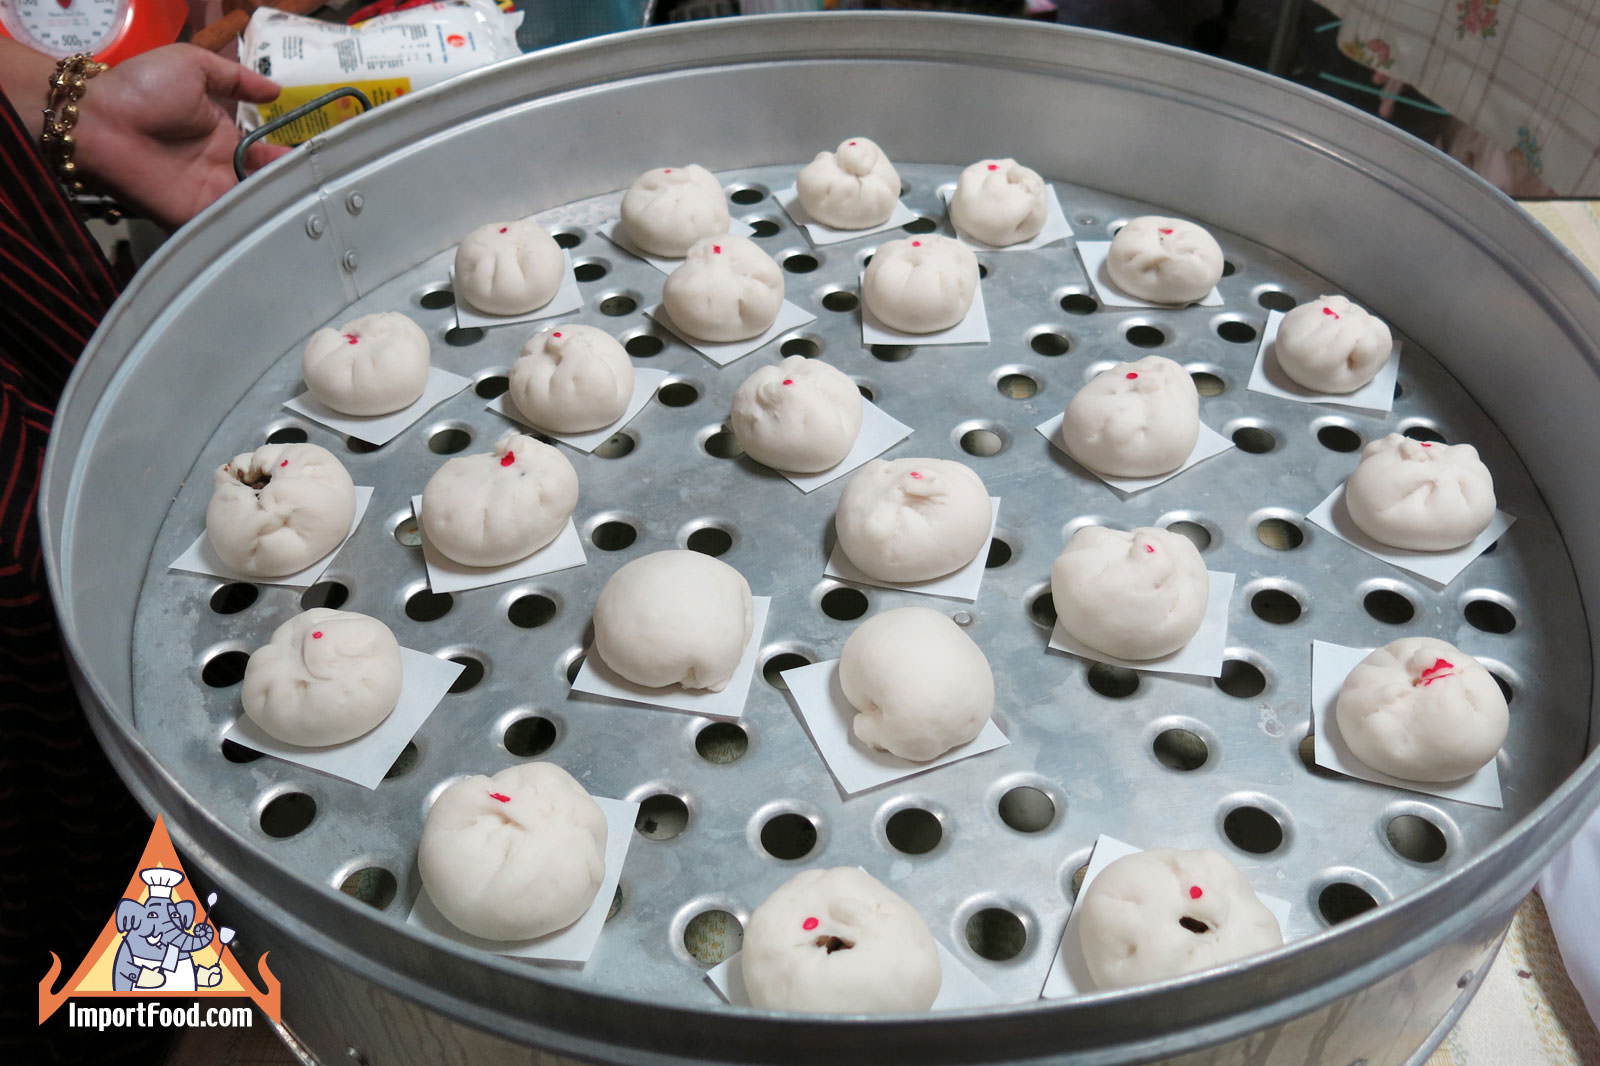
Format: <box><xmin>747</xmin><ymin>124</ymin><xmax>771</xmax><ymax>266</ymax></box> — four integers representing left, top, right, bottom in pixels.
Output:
<box><xmin>38</xmin><ymin>814</ymin><xmax>282</xmax><ymax>1024</ymax></box>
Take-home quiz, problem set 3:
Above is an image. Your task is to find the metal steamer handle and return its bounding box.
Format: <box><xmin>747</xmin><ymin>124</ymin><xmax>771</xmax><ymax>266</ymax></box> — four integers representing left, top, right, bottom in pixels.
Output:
<box><xmin>233</xmin><ymin>88</ymin><xmax>374</xmax><ymax>181</ymax></box>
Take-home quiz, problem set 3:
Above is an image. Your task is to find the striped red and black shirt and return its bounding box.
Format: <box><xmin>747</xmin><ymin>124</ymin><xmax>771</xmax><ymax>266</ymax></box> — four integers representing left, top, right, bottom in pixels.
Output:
<box><xmin>1</xmin><ymin>83</ymin><xmax>174</xmax><ymax>1065</ymax></box>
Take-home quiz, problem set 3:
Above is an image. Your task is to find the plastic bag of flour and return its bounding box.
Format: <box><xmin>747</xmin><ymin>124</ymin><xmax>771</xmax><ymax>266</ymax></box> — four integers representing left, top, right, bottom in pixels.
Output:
<box><xmin>238</xmin><ymin>0</ymin><xmax>523</xmax><ymax>145</ymax></box>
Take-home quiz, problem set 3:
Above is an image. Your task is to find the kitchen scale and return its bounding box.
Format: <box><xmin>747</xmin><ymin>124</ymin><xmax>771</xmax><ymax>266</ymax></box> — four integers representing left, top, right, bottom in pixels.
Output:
<box><xmin>0</xmin><ymin>0</ymin><xmax>186</xmax><ymax>64</ymax></box>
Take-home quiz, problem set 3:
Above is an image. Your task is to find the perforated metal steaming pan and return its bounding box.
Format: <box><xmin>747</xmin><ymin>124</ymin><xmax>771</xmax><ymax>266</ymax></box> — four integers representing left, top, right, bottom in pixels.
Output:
<box><xmin>42</xmin><ymin>13</ymin><xmax>1600</xmax><ymax>1066</ymax></box>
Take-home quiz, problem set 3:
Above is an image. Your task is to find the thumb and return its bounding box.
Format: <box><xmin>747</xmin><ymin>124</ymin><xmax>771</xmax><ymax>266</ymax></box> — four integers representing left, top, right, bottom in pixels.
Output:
<box><xmin>188</xmin><ymin>44</ymin><xmax>283</xmax><ymax>105</ymax></box>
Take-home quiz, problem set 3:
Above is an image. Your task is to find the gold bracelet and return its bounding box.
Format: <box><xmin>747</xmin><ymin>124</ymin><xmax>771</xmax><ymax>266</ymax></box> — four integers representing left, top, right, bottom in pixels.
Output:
<box><xmin>39</xmin><ymin>53</ymin><xmax>109</xmax><ymax>197</ymax></box>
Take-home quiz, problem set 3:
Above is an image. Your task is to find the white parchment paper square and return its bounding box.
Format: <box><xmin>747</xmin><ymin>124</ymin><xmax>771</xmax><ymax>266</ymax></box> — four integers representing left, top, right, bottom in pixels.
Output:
<box><xmin>707</xmin><ymin>940</ymin><xmax>1001</xmax><ymax>1010</ymax></box>
<box><xmin>780</xmin><ymin>659</ymin><xmax>1009</xmax><ymax>796</ymax></box>
<box><xmin>782</xmin><ymin>400</ymin><xmax>913</xmax><ymax>493</ymax></box>
<box><xmin>569</xmin><ymin>598</ymin><xmax>771</xmax><ymax>720</ymax></box>
<box><xmin>224</xmin><ymin>648</ymin><xmax>462</xmax><ymax>789</ymax></box>
<box><xmin>647</xmin><ymin>301</ymin><xmax>817</xmax><ymax>367</ymax></box>
<box><xmin>599</xmin><ymin>218</ymin><xmax>757</xmax><ymax>275</ymax></box>
<box><xmin>860</xmin><ymin>276</ymin><xmax>990</xmax><ymax>347</ymax></box>
<box><xmin>1306</xmin><ymin>485</ymin><xmax>1514</xmax><ymax>587</ymax></box>
<box><xmin>407</xmin><ymin>796</ymin><xmax>637</xmax><ymax>964</ymax></box>
<box><xmin>169</xmin><ymin>486</ymin><xmax>374</xmax><ymax>588</ymax></box>
<box><xmin>1309</xmin><ymin>640</ymin><xmax>1503</xmax><ymax>808</ymax></box>
<box><xmin>285</xmin><ymin>368</ymin><xmax>472</xmax><ymax>447</ymax></box>
<box><xmin>774</xmin><ymin>184</ymin><xmax>920</xmax><ymax>246</ymax></box>
<box><xmin>824</xmin><ymin>498</ymin><xmax>1000</xmax><ymax>602</ymax></box>
<box><xmin>1048</xmin><ymin>571</ymin><xmax>1235</xmax><ymax>679</ymax></box>
<box><xmin>1041</xmin><ymin>835</ymin><xmax>1292</xmax><ymax>999</ymax></box>
<box><xmin>410</xmin><ymin>496</ymin><xmax>586</xmax><ymax>594</ymax></box>
<box><xmin>452</xmin><ymin>252</ymin><xmax>584</xmax><ymax>330</ymax></box>
<box><xmin>937</xmin><ymin>183</ymin><xmax>1074</xmax><ymax>251</ymax></box>
<box><xmin>1076</xmin><ymin>242</ymin><xmax>1224</xmax><ymax>309</ymax></box>
<box><xmin>1036</xmin><ymin>414</ymin><xmax>1233</xmax><ymax>495</ymax></box>
<box><xmin>488</xmin><ymin>368</ymin><xmax>669</xmax><ymax>453</ymax></box>
<box><xmin>1246</xmin><ymin>310</ymin><xmax>1401</xmax><ymax>413</ymax></box>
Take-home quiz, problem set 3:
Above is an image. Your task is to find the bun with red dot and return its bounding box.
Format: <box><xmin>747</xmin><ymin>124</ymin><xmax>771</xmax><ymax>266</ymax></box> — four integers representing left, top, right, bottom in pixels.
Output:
<box><xmin>620</xmin><ymin>164</ymin><xmax>731</xmax><ymax>258</ymax></box>
<box><xmin>861</xmin><ymin>235</ymin><xmax>978</xmax><ymax>334</ymax></box>
<box><xmin>510</xmin><ymin>324</ymin><xmax>634</xmax><ymax>434</ymax></box>
<box><xmin>1060</xmin><ymin>355</ymin><xmax>1200</xmax><ymax>478</ymax></box>
<box><xmin>1335</xmin><ymin>636</ymin><xmax>1508</xmax><ymax>781</ymax></box>
<box><xmin>796</xmin><ymin>137</ymin><xmax>901</xmax><ymax>230</ymax></box>
<box><xmin>661</xmin><ymin>234</ymin><xmax>784</xmax><ymax>343</ymax></box>
<box><xmin>453</xmin><ymin>218</ymin><xmax>566</xmax><ymax>316</ymax></box>
<box><xmin>1273</xmin><ymin>294</ymin><xmax>1393</xmax><ymax>394</ymax></box>
<box><xmin>419</xmin><ymin>432</ymin><xmax>578</xmax><ymax>567</ymax></box>
<box><xmin>729</xmin><ymin>355</ymin><xmax>863</xmax><ymax>473</ymax></box>
<box><xmin>206</xmin><ymin>443</ymin><xmax>356</xmax><ymax>577</ymax></box>
<box><xmin>948</xmin><ymin>158</ymin><xmax>1048</xmax><ymax>247</ymax></box>
<box><xmin>1343</xmin><ymin>433</ymin><xmax>1496</xmax><ymax>551</ymax></box>
<box><xmin>741</xmin><ymin>866</ymin><xmax>941</xmax><ymax>1013</ymax></box>
<box><xmin>1076</xmin><ymin>848</ymin><xmax>1282</xmax><ymax>989</ymax></box>
<box><xmin>301</xmin><ymin>312</ymin><xmax>430</xmax><ymax>416</ymax></box>
<box><xmin>418</xmin><ymin>763</ymin><xmax>608</xmax><ymax>941</ymax></box>
<box><xmin>241</xmin><ymin>608</ymin><xmax>402</xmax><ymax>746</ymax></box>
<box><xmin>1051</xmin><ymin>526</ymin><xmax>1207</xmax><ymax>661</ymax></box>
<box><xmin>834</xmin><ymin>458</ymin><xmax>992</xmax><ymax>583</ymax></box>
<box><xmin>1105</xmin><ymin>216</ymin><xmax>1223</xmax><ymax>305</ymax></box>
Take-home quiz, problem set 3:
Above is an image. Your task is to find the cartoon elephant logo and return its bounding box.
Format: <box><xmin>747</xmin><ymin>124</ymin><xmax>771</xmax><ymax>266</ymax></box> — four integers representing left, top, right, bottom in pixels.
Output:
<box><xmin>112</xmin><ymin>869</ymin><xmax>223</xmax><ymax>992</ymax></box>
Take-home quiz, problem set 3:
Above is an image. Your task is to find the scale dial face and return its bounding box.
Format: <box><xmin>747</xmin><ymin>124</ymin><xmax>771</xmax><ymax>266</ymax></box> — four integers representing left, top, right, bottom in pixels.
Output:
<box><xmin>1</xmin><ymin>0</ymin><xmax>130</xmax><ymax>58</ymax></box>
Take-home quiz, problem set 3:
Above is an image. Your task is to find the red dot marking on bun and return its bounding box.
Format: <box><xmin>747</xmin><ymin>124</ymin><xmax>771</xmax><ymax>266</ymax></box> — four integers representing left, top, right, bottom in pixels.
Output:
<box><xmin>1420</xmin><ymin>441</ymin><xmax>1433</xmax><ymax>448</ymax></box>
<box><xmin>911</xmin><ymin>240</ymin><xmax>921</xmax><ymax>247</ymax></box>
<box><xmin>498</xmin><ymin>227</ymin><xmax>507</xmax><ymax>234</ymax></box>
<box><xmin>501</xmin><ymin>451</ymin><xmax>515</xmax><ymax>467</ymax></box>
<box><xmin>1189</xmin><ymin>886</ymin><xmax>1203</xmax><ymax>899</ymax></box>
<box><xmin>802</xmin><ymin>917</ymin><xmax>819</xmax><ymax>931</ymax></box>
<box><xmin>1144</xmin><ymin>544</ymin><xmax>1156</xmax><ymax>554</ymax></box>
<box><xmin>279</xmin><ymin>460</ymin><xmax>289</xmax><ymax>467</ymax></box>
<box><xmin>1322</xmin><ymin>306</ymin><xmax>1341</xmax><ymax>319</ymax></box>
<box><xmin>909</xmin><ymin>471</ymin><xmax>923</xmax><ymax>480</ymax></box>
<box><xmin>848</xmin><ymin>141</ymin><xmax>857</xmax><ymax>146</ymax></box>
<box><xmin>312</xmin><ymin>631</ymin><xmax>323</xmax><ymax>639</ymax></box>
<box><xmin>1126</xmin><ymin>372</ymin><xmax>1138</xmax><ymax>379</ymax></box>
<box><xmin>782</xmin><ymin>379</ymin><xmax>794</xmax><ymax>386</ymax></box>
<box><xmin>552</xmin><ymin>331</ymin><xmax>562</xmax><ymax>338</ymax></box>
<box><xmin>343</xmin><ymin>333</ymin><xmax>359</xmax><ymax>345</ymax></box>
<box><xmin>987</xmin><ymin>163</ymin><xmax>999</xmax><ymax>171</ymax></box>
<box><xmin>713</xmin><ymin>245</ymin><xmax>722</xmax><ymax>255</ymax></box>
<box><xmin>1417</xmin><ymin>658</ymin><xmax>1456</xmax><ymax>686</ymax></box>
<box><xmin>663</xmin><ymin>168</ymin><xmax>672</xmax><ymax>173</ymax></box>
<box><xmin>1159</xmin><ymin>228</ymin><xmax>1174</xmax><ymax>235</ymax></box>
<box><xmin>489</xmin><ymin>792</ymin><xmax>511</xmax><ymax>803</ymax></box>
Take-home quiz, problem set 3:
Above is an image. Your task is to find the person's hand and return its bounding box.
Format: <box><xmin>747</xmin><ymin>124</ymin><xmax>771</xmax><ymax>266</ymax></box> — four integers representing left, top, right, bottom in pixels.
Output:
<box><xmin>72</xmin><ymin>44</ymin><xmax>291</xmax><ymax>229</ymax></box>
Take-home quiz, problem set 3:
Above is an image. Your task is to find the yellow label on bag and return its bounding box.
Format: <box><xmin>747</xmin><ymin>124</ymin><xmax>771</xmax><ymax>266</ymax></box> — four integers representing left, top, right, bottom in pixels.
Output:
<box><xmin>256</xmin><ymin>78</ymin><xmax>414</xmax><ymax>146</ymax></box>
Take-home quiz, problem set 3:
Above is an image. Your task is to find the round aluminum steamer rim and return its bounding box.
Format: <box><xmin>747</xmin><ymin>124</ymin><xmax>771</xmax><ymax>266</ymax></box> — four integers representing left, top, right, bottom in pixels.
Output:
<box><xmin>42</xmin><ymin>13</ymin><xmax>1600</xmax><ymax>1066</ymax></box>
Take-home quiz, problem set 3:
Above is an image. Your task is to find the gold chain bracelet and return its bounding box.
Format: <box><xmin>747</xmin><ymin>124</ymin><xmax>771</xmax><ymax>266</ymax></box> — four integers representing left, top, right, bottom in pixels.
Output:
<box><xmin>39</xmin><ymin>54</ymin><xmax>109</xmax><ymax>197</ymax></box>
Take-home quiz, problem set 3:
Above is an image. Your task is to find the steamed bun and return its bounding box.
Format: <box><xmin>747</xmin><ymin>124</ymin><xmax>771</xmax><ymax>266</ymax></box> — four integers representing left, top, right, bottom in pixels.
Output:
<box><xmin>834</xmin><ymin>458</ymin><xmax>991</xmax><ymax>583</ymax></box>
<box><xmin>661</xmin><ymin>234</ymin><xmax>784</xmax><ymax>343</ymax></box>
<box><xmin>729</xmin><ymin>355</ymin><xmax>863</xmax><ymax>474</ymax></box>
<box><xmin>796</xmin><ymin>137</ymin><xmax>901</xmax><ymax>230</ymax></box>
<box><xmin>420</xmin><ymin>432</ymin><xmax>579</xmax><ymax>567</ymax></box>
<box><xmin>1060</xmin><ymin>356</ymin><xmax>1199</xmax><ymax>478</ymax></box>
<box><xmin>510</xmin><ymin>324</ymin><xmax>633</xmax><ymax>434</ymax></box>
<box><xmin>1050</xmin><ymin>525</ymin><xmax>1207</xmax><ymax>661</ymax></box>
<box><xmin>454</xmin><ymin>218</ymin><xmax>566</xmax><ymax>316</ymax></box>
<box><xmin>1105</xmin><ymin>216</ymin><xmax>1223</xmax><ymax>305</ymax></box>
<box><xmin>1343</xmin><ymin>433</ymin><xmax>1496</xmax><ymax>551</ymax></box>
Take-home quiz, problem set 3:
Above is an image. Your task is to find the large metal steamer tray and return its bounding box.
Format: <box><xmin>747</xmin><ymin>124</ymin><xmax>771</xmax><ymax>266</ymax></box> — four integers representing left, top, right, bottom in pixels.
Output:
<box><xmin>43</xmin><ymin>13</ymin><xmax>1600</xmax><ymax>1066</ymax></box>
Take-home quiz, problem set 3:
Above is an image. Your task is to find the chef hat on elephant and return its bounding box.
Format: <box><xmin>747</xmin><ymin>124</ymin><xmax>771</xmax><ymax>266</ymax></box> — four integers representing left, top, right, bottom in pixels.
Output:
<box><xmin>141</xmin><ymin>868</ymin><xmax>185</xmax><ymax>898</ymax></box>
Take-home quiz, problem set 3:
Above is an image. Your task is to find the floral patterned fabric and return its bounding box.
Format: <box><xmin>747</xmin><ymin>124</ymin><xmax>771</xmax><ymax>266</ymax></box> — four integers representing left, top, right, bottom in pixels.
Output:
<box><xmin>1323</xmin><ymin>0</ymin><xmax>1600</xmax><ymax>194</ymax></box>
